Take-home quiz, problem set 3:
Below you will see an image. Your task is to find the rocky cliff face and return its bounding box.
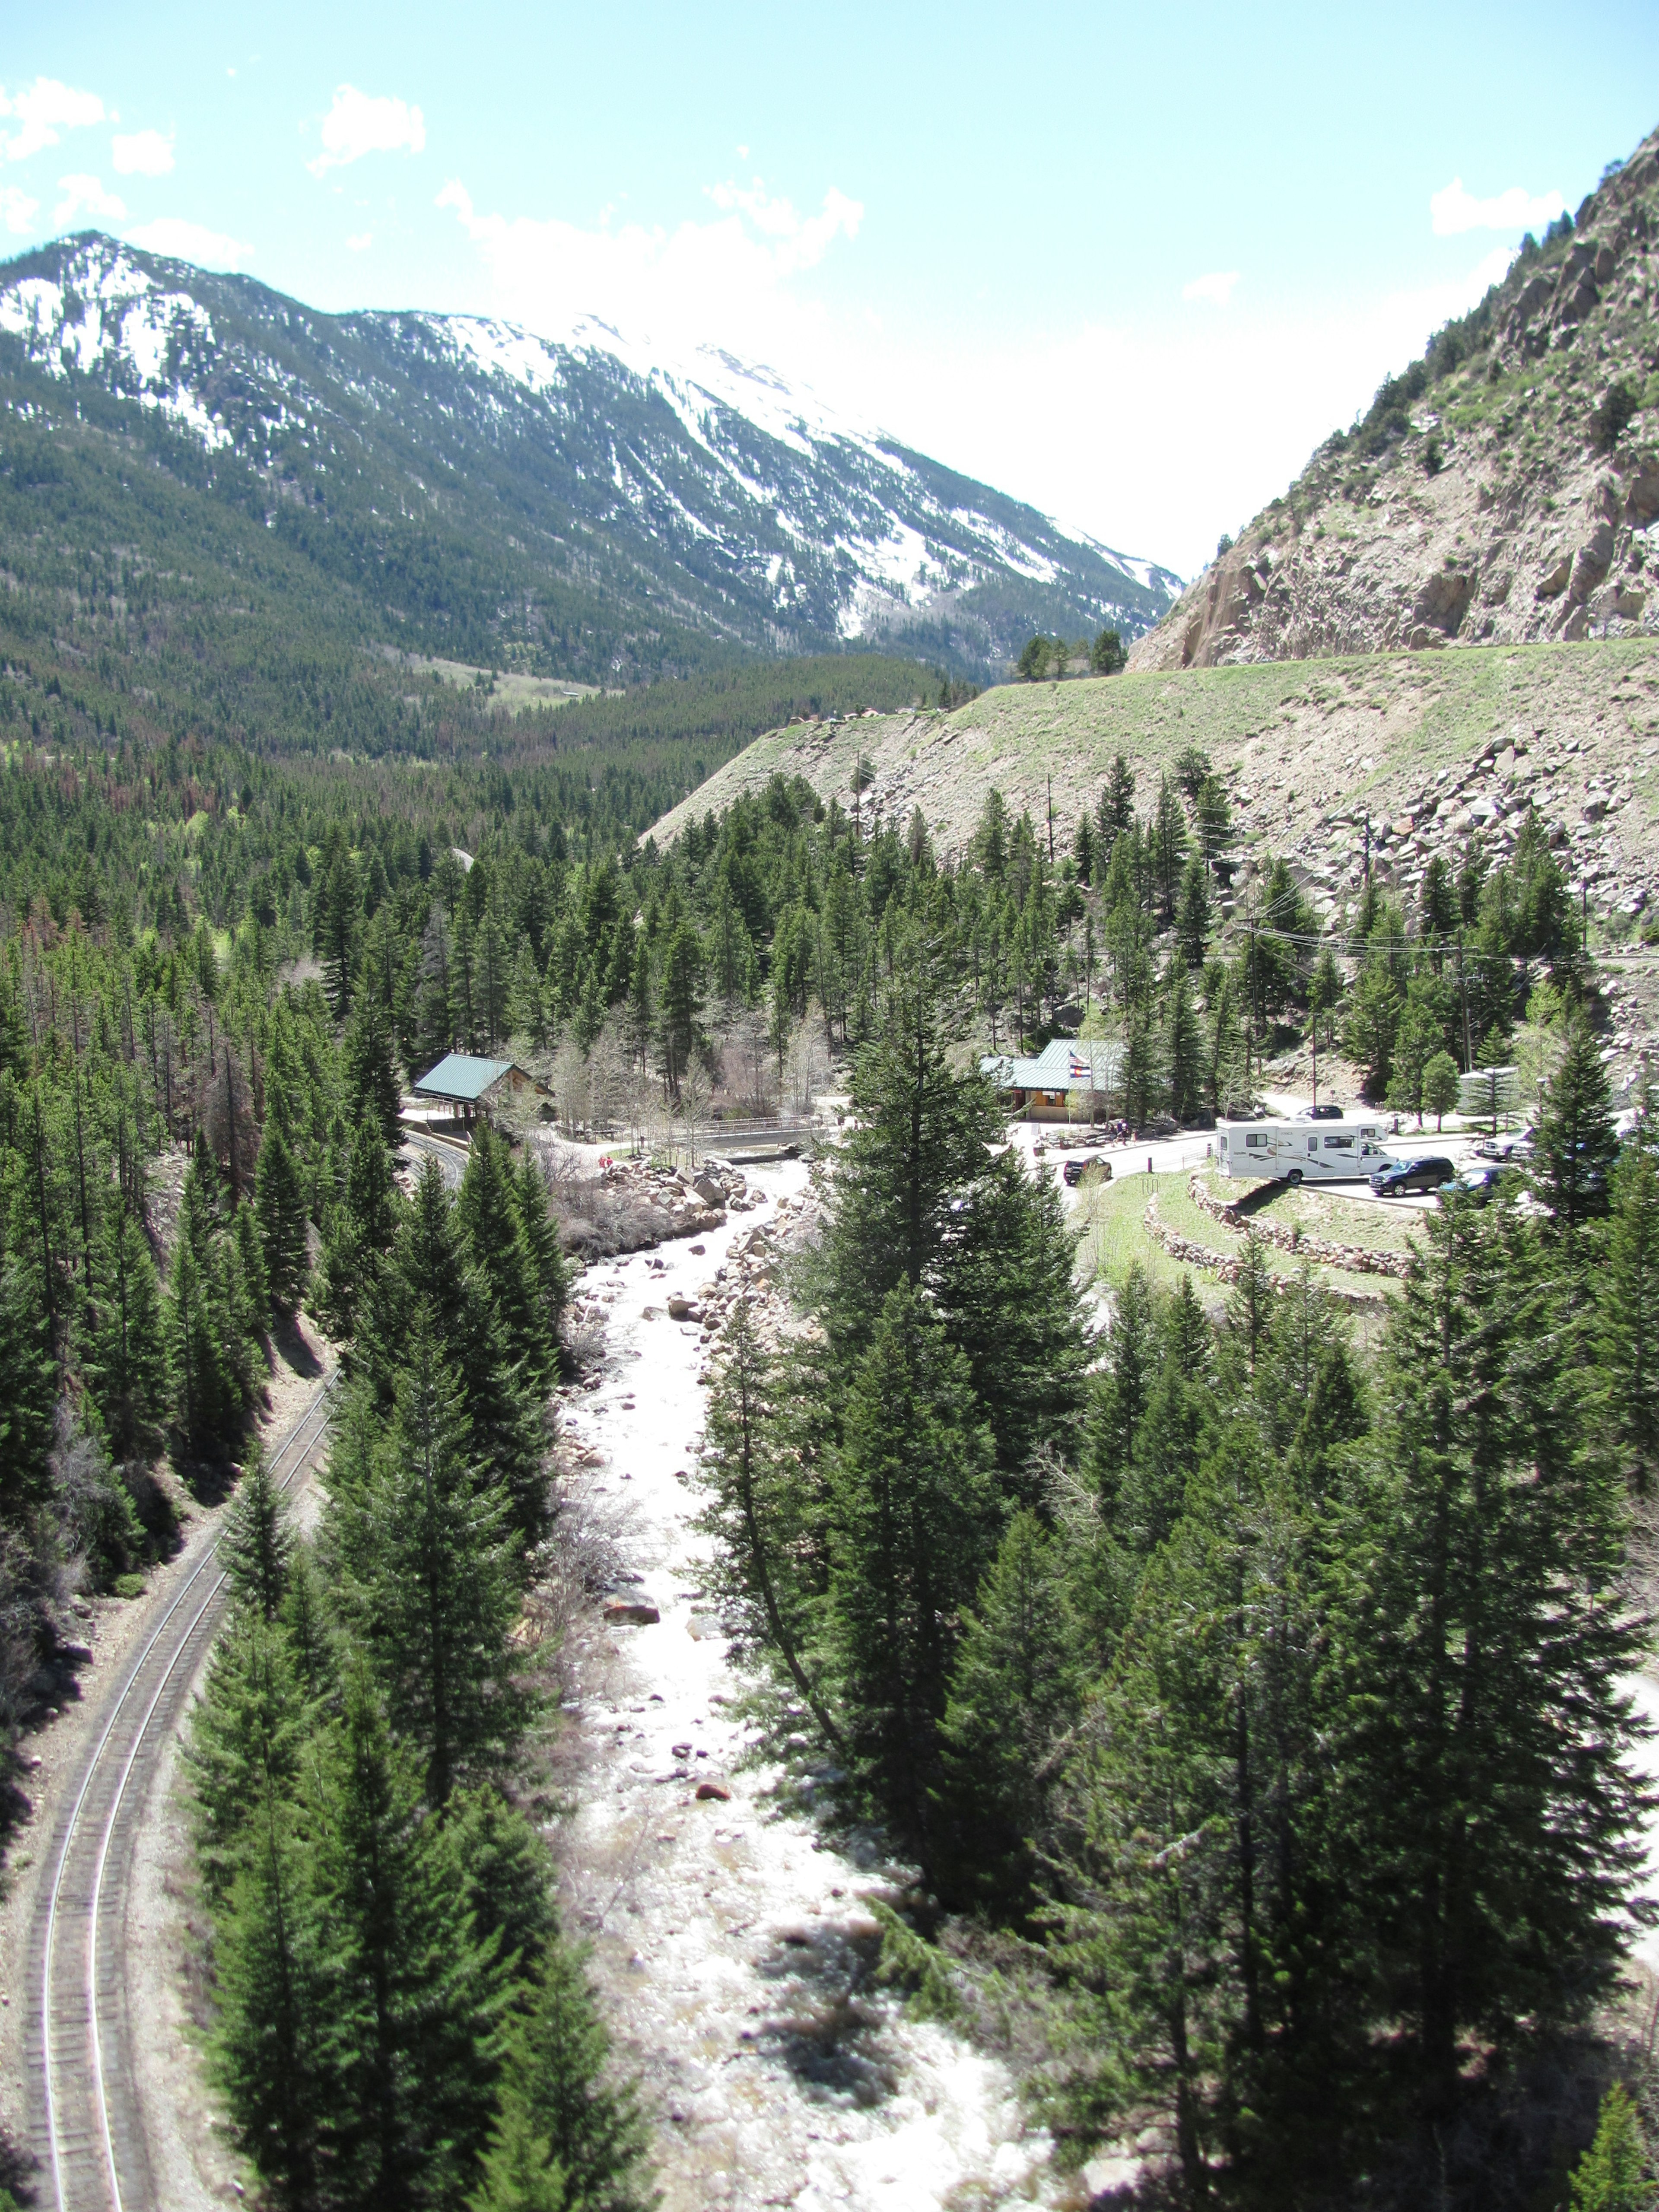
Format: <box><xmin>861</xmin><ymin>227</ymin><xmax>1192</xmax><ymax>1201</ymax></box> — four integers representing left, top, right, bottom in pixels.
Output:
<box><xmin>1132</xmin><ymin>125</ymin><xmax>1659</xmax><ymax>673</ymax></box>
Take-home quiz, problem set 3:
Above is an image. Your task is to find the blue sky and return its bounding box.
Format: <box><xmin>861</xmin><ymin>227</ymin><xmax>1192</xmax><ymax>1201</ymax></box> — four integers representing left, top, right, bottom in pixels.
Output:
<box><xmin>3</xmin><ymin>2</ymin><xmax>1654</xmax><ymax>576</ymax></box>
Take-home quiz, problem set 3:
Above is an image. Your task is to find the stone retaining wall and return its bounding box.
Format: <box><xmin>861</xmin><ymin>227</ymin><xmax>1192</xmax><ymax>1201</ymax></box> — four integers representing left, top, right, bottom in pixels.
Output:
<box><xmin>1186</xmin><ymin>1173</ymin><xmax>1412</xmax><ymax>1279</ymax></box>
<box><xmin>1142</xmin><ymin>1188</ymin><xmax>1386</xmax><ymax>1311</ymax></box>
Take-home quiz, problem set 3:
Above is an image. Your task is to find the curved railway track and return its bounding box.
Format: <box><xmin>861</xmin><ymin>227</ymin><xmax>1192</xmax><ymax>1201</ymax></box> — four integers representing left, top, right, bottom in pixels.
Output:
<box><xmin>24</xmin><ymin>1373</ymin><xmax>338</xmax><ymax>2212</ymax></box>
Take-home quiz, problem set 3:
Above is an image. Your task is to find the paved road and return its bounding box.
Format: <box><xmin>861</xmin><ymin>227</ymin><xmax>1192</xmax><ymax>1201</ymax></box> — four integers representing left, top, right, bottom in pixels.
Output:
<box><xmin>404</xmin><ymin>1127</ymin><xmax>468</xmax><ymax>1189</ymax></box>
<box><xmin>22</xmin><ymin>1377</ymin><xmax>337</xmax><ymax>2212</ymax></box>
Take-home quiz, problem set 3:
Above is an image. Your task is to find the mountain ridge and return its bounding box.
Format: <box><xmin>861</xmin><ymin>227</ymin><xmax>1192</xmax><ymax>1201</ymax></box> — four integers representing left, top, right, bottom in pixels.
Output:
<box><xmin>1131</xmin><ymin>122</ymin><xmax>1659</xmax><ymax>674</ymax></box>
<box><xmin>0</xmin><ymin>232</ymin><xmax>1178</xmax><ymax>684</ymax></box>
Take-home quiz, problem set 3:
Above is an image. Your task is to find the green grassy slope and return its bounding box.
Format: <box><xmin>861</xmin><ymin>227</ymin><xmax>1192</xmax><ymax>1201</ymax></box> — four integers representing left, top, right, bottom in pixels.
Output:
<box><xmin>648</xmin><ymin>639</ymin><xmax>1659</xmax><ymax>855</ymax></box>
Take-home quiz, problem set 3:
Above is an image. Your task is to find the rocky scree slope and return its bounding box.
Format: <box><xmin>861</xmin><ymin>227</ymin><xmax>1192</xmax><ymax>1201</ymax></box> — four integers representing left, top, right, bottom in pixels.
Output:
<box><xmin>1132</xmin><ymin>123</ymin><xmax>1659</xmax><ymax>672</ymax></box>
<box><xmin>0</xmin><ymin>233</ymin><xmax>1176</xmax><ymax>683</ymax></box>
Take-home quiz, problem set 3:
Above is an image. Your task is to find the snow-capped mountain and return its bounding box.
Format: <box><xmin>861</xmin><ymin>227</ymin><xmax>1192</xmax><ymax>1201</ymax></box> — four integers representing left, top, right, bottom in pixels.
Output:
<box><xmin>0</xmin><ymin>233</ymin><xmax>1177</xmax><ymax>678</ymax></box>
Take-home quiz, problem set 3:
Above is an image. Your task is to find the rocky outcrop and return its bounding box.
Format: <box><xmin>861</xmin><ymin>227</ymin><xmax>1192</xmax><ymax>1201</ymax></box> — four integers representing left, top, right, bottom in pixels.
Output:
<box><xmin>1132</xmin><ymin>125</ymin><xmax>1659</xmax><ymax>673</ymax></box>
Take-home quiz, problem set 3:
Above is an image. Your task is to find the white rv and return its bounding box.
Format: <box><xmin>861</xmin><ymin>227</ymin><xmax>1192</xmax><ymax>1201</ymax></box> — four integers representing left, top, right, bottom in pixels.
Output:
<box><xmin>1217</xmin><ymin>1118</ymin><xmax>1390</xmax><ymax>1184</ymax></box>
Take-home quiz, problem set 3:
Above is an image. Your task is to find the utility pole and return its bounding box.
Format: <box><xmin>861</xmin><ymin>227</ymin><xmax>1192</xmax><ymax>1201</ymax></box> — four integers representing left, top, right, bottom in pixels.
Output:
<box><xmin>1458</xmin><ymin>934</ymin><xmax>1471</xmax><ymax>1070</ymax></box>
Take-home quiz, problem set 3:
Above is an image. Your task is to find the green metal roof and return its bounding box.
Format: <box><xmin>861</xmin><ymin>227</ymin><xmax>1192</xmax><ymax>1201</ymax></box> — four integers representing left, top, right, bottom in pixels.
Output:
<box><xmin>414</xmin><ymin>1052</ymin><xmax>516</xmax><ymax>1102</ymax></box>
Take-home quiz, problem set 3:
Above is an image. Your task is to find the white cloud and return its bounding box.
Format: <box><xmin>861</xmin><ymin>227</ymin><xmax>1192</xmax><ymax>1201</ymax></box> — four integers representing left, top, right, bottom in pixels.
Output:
<box><xmin>0</xmin><ymin>77</ymin><xmax>105</xmax><ymax>164</ymax></box>
<box><xmin>126</xmin><ymin>216</ymin><xmax>251</xmax><ymax>268</ymax></box>
<box><xmin>56</xmin><ymin>174</ymin><xmax>127</xmax><ymax>226</ymax></box>
<box><xmin>1430</xmin><ymin>175</ymin><xmax>1565</xmax><ymax>236</ymax></box>
<box><xmin>703</xmin><ymin>177</ymin><xmax>862</xmax><ymax>273</ymax></box>
<box><xmin>111</xmin><ymin>128</ymin><xmax>174</xmax><ymax>177</ymax></box>
<box><xmin>346</xmin><ymin>230</ymin><xmax>372</xmax><ymax>251</ymax></box>
<box><xmin>1182</xmin><ymin>269</ymin><xmax>1239</xmax><ymax>305</ymax></box>
<box><xmin>0</xmin><ymin>184</ymin><xmax>38</xmax><ymax>235</ymax></box>
<box><xmin>438</xmin><ymin>172</ymin><xmax>864</xmax><ymax>362</ymax></box>
<box><xmin>308</xmin><ymin>86</ymin><xmax>424</xmax><ymax>178</ymax></box>
<box><xmin>813</xmin><ymin>245</ymin><xmax>1520</xmax><ymax>578</ymax></box>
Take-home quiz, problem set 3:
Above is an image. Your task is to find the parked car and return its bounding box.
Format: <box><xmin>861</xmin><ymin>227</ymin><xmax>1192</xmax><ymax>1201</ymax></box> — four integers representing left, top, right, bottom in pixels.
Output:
<box><xmin>1062</xmin><ymin>1155</ymin><xmax>1111</xmax><ymax>1186</ymax></box>
<box><xmin>1297</xmin><ymin>1103</ymin><xmax>1345</xmax><ymax>1121</ymax></box>
<box><xmin>1473</xmin><ymin>1133</ymin><xmax>1532</xmax><ymax>1162</ymax></box>
<box><xmin>1370</xmin><ymin>1155</ymin><xmax>1456</xmax><ymax>1197</ymax></box>
<box><xmin>1439</xmin><ymin>1163</ymin><xmax>1503</xmax><ymax>1206</ymax></box>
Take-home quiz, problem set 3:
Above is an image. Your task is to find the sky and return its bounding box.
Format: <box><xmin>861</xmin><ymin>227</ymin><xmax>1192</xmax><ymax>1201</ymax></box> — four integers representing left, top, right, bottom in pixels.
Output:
<box><xmin>2</xmin><ymin>2</ymin><xmax>1655</xmax><ymax>580</ymax></box>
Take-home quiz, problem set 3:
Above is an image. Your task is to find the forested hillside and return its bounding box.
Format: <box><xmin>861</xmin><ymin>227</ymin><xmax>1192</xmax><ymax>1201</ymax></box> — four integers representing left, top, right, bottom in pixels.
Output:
<box><xmin>0</xmin><ymin>619</ymin><xmax>1654</xmax><ymax>2205</ymax></box>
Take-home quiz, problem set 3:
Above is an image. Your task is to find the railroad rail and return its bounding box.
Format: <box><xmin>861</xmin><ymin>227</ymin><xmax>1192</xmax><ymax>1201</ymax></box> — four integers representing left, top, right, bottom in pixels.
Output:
<box><xmin>25</xmin><ymin>1371</ymin><xmax>338</xmax><ymax>2212</ymax></box>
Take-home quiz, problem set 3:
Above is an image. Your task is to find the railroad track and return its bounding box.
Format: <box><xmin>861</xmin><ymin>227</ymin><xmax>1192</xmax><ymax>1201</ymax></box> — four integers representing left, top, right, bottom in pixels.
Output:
<box><xmin>23</xmin><ymin>1372</ymin><xmax>338</xmax><ymax>2212</ymax></box>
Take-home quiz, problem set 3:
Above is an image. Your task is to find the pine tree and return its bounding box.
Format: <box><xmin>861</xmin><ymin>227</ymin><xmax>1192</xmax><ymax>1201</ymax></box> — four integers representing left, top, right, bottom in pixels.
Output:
<box><xmin>1083</xmin><ymin>1261</ymin><xmax>1156</xmax><ymax>1514</ymax></box>
<box><xmin>254</xmin><ymin>1120</ymin><xmax>309</xmax><ymax>1316</ymax></box>
<box><xmin>1570</xmin><ymin>2084</ymin><xmax>1653</xmax><ymax>2212</ymax></box>
<box><xmin>697</xmin><ymin>1299</ymin><xmax>843</xmax><ymax>1751</ymax></box>
<box><xmin>308</xmin><ymin>1671</ymin><xmax>512</xmax><ymax>2206</ymax></box>
<box><xmin>458</xmin><ymin>1126</ymin><xmax>553</xmax><ymax>1387</ymax></box>
<box><xmin>1163</xmin><ymin>960</ymin><xmax>1204</xmax><ymax>1123</ymax></box>
<box><xmin>1176</xmin><ymin>851</ymin><xmax>1211</xmax><ymax>968</ymax></box>
<box><xmin>933</xmin><ymin>1511</ymin><xmax>1081</xmax><ymax>1915</ymax></box>
<box><xmin>1533</xmin><ymin>1015</ymin><xmax>1619</xmax><ymax>1237</ymax></box>
<box><xmin>344</xmin><ymin>985</ymin><xmax>404</xmax><ymax>1147</ymax></box>
<box><xmin>1225</xmin><ymin>1232</ymin><xmax>1275</xmax><ymax>1376</ymax></box>
<box><xmin>168</xmin><ymin>1232</ymin><xmax>236</xmax><ymax>1461</ymax></box>
<box><xmin>188</xmin><ymin>1608</ymin><xmax>309</xmax><ymax>1904</ymax></box>
<box><xmin>512</xmin><ymin>1148</ymin><xmax>571</xmax><ymax>1357</ymax></box>
<box><xmin>475</xmin><ymin>1946</ymin><xmax>652</xmax><ymax>2212</ymax></box>
<box><xmin>826</xmin><ymin>1280</ymin><xmax>998</xmax><ymax>1848</ymax></box>
<box><xmin>469</xmin><ymin>2092</ymin><xmax>569</xmax><ymax>2212</ymax></box>
<box><xmin>221</xmin><ymin>1443</ymin><xmax>295</xmax><ymax>1621</ymax></box>
<box><xmin>83</xmin><ymin>1203</ymin><xmax>169</xmax><ymax>1461</ymax></box>
<box><xmin>1118</xmin><ymin>1277</ymin><xmax>1213</xmax><ymax>1558</ymax></box>
<box><xmin>210</xmin><ymin>1781</ymin><xmax>326</xmax><ymax>2209</ymax></box>
<box><xmin>324</xmin><ymin>1313</ymin><xmax>526</xmax><ymax>1804</ymax></box>
<box><xmin>1333</xmin><ymin>1205</ymin><xmax>1649</xmax><ymax>2118</ymax></box>
<box><xmin>0</xmin><ymin>1243</ymin><xmax>59</xmax><ymax>1517</ymax></box>
<box><xmin>1604</xmin><ymin>1141</ymin><xmax>1659</xmax><ymax>1493</ymax></box>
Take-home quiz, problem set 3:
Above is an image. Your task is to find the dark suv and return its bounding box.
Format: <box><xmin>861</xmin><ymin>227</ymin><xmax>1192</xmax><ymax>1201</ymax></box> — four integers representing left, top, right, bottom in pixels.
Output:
<box><xmin>1062</xmin><ymin>1155</ymin><xmax>1110</xmax><ymax>1187</ymax></box>
<box><xmin>1303</xmin><ymin>1103</ymin><xmax>1344</xmax><ymax>1121</ymax></box>
<box><xmin>1370</xmin><ymin>1155</ymin><xmax>1455</xmax><ymax>1198</ymax></box>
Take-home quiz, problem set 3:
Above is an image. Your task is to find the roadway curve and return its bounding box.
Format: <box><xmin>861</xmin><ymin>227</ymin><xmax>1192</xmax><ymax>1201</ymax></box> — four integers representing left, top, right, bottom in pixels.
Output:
<box><xmin>22</xmin><ymin>1376</ymin><xmax>337</xmax><ymax>2212</ymax></box>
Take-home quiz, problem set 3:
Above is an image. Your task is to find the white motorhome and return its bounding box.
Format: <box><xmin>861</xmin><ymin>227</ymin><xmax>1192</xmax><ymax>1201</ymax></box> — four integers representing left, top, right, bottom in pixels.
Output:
<box><xmin>1217</xmin><ymin>1118</ymin><xmax>1390</xmax><ymax>1184</ymax></box>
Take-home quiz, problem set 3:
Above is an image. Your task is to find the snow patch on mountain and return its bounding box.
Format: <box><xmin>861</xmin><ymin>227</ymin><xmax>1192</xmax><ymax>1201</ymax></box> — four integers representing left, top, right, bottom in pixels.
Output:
<box><xmin>0</xmin><ymin>232</ymin><xmax>1182</xmax><ymax>666</ymax></box>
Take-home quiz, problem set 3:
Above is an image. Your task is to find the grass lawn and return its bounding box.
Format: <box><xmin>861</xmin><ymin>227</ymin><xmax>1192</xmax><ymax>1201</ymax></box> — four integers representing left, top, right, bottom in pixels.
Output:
<box><xmin>1193</xmin><ymin>1166</ymin><xmax>1424</xmax><ymax>1258</ymax></box>
<box><xmin>1078</xmin><ymin>1170</ymin><xmax>1402</xmax><ymax>1324</ymax></box>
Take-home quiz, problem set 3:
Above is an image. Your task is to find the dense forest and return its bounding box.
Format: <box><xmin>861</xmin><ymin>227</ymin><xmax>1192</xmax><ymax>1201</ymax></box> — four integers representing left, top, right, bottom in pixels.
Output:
<box><xmin>0</xmin><ymin>619</ymin><xmax>1648</xmax><ymax>2209</ymax></box>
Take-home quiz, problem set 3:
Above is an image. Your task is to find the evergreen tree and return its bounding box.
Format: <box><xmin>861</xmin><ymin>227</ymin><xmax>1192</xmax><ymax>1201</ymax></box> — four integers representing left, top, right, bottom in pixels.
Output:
<box><xmin>1333</xmin><ymin>1205</ymin><xmax>1648</xmax><ymax>2118</ymax></box>
<box><xmin>84</xmin><ymin>1203</ymin><xmax>169</xmax><ymax>1461</ymax></box>
<box><xmin>1163</xmin><ymin>960</ymin><xmax>1204</xmax><ymax>1123</ymax></box>
<box><xmin>826</xmin><ymin>1280</ymin><xmax>997</xmax><ymax>1849</ymax></box>
<box><xmin>1422</xmin><ymin>1048</ymin><xmax>1461</xmax><ymax>1131</ymax></box>
<box><xmin>474</xmin><ymin>1948</ymin><xmax>653</xmax><ymax>2212</ymax></box>
<box><xmin>254</xmin><ymin>1120</ymin><xmax>309</xmax><ymax>1316</ymax></box>
<box><xmin>325</xmin><ymin>1315</ymin><xmax>527</xmax><ymax>1804</ymax></box>
<box><xmin>0</xmin><ymin>1245</ymin><xmax>61</xmax><ymax>1516</ymax></box>
<box><xmin>933</xmin><ymin>1511</ymin><xmax>1081</xmax><ymax>1915</ymax></box>
<box><xmin>168</xmin><ymin>1232</ymin><xmax>237</xmax><ymax>1460</ymax></box>
<box><xmin>308</xmin><ymin>1672</ymin><xmax>512</xmax><ymax>2206</ymax></box>
<box><xmin>1604</xmin><ymin>1141</ymin><xmax>1659</xmax><ymax>1493</ymax></box>
<box><xmin>189</xmin><ymin>1608</ymin><xmax>309</xmax><ymax>1904</ymax></box>
<box><xmin>345</xmin><ymin>985</ymin><xmax>404</xmax><ymax>1147</ymax></box>
<box><xmin>1533</xmin><ymin>1016</ymin><xmax>1619</xmax><ymax>1236</ymax></box>
<box><xmin>221</xmin><ymin>1442</ymin><xmax>295</xmax><ymax>1621</ymax></box>
<box><xmin>210</xmin><ymin>1778</ymin><xmax>327</xmax><ymax>2209</ymax></box>
<box><xmin>696</xmin><ymin>1299</ymin><xmax>843</xmax><ymax>1752</ymax></box>
<box><xmin>458</xmin><ymin>1126</ymin><xmax>554</xmax><ymax>1388</ymax></box>
<box><xmin>1570</xmin><ymin>2084</ymin><xmax>1653</xmax><ymax>2212</ymax></box>
<box><xmin>1176</xmin><ymin>850</ymin><xmax>1211</xmax><ymax>968</ymax></box>
<box><xmin>512</xmin><ymin>1148</ymin><xmax>572</xmax><ymax>1357</ymax></box>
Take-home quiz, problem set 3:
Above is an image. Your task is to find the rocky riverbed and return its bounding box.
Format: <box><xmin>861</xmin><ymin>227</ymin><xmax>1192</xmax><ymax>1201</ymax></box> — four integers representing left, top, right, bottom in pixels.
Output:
<box><xmin>551</xmin><ymin>1157</ymin><xmax>1066</xmax><ymax>2212</ymax></box>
